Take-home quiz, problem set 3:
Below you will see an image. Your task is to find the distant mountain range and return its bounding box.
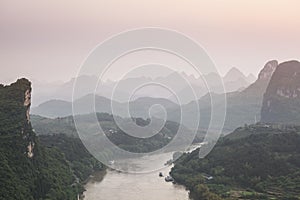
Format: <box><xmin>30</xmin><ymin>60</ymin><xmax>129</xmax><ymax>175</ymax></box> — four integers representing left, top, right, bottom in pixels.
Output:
<box><xmin>31</xmin><ymin>68</ymin><xmax>256</xmax><ymax>106</ymax></box>
<box><xmin>5</xmin><ymin>61</ymin><xmax>300</xmax><ymax>200</ymax></box>
<box><xmin>31</xmin><ymin>62</ymin><xmax>278</xmax><ymax>133</ymax></box>
<box><xmin>34</xmin><ymin>60</ymin><xmax>300</xmax><ymax>132</ymax></box>
<box><xmin>166</xmin><ymin>60</ymin><xmax>278</xmax><ymax>132</ymax></box>
<box><xmin>31</xmin><ymin>95</ymin><xmax>180</xmax><ymax>120</ymax></box>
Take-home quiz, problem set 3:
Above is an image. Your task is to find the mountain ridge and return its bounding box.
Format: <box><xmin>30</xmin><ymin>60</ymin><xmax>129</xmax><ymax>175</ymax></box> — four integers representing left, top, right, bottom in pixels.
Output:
<box><xmin>261</xmin><ymin>60</ymin><xmax>300</xmax><ymax>124</ymax></box>
<box><xmin>31</xmin><ymin>68</ymin><xmax>255</xmax><ymax>106</ymax></box>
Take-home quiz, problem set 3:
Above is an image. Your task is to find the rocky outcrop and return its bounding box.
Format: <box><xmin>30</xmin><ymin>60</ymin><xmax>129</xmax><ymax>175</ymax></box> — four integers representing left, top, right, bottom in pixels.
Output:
<box><xmin>0</xmin><ymin>78</ymin><xmax>82</xmax><ymax>199</ymax></box>
<box><xmin>24</xmin><ymin>89</ymin><xmax>31</xmax><ymax>123</ymax></box>
<box><xmin>261</xmin><ymin>60</ymin><xmax>300</xmax><ymax>124</ymax></box>
<box><xmin>167</xmin><ymin>60</ymin><xmax>279</xmax><ymax>133</ymax></box>
<box><xmin>242</xmin><ymin>60</ymin><xmax>278</xmax><ymax>96</ymax></box>
<box><xmin>0</xmin><ymin>78</ymin><xmax>35</xmax><ymax>158</ymax></box>
<box><xmin>257</xmin><ymin>60</ymin><xmax>278</xmax><ymax>81</ymax></box>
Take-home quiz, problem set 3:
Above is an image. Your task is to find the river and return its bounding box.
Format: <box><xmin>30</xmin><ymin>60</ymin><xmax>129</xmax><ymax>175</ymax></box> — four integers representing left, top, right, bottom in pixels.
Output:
<box><xmin>83</xmin><ymin>144</ymin><xmax>202</xmax><ymax>200</ymax></box>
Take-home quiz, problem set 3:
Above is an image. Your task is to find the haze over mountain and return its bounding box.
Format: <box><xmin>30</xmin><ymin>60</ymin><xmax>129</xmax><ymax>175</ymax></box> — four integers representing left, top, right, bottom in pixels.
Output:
<box><xmin>3</xmin><ymin>1</ymin><xmax>300</xmax><ymax>199</ymax></box>
<box><xmin>32</xmin><ymin>95</ymin><xmax>122</xmax><ymax>118</ymax></box>
<box><xmin>168</xmin><ymin>68</ymin><xmax>254</xmax><ymax>104</ymax></box>
<box><xmin>166</xmin><ymin>60</ymin><xmax>278</xmax><ymax>132</ymax></box>
<box><xmin>31</xmin><ymin>67</ymin><xmax>255</xmax><ymax>107</ymax></box>
<box><xmin>31</xmin><ymin>94</ymin><xmax>181</xmax><ymax>121</ymax></box>
<box><xmin>3</xmin><ymin>60</ymin><xmax>300</xmax><ymax>199</ymax></box>
<box><xmin>35</xmin><ymin>59</ymin><xmax>300</xmax><ymax>133</ymax></box>
<box><xmin>32</xmin><ymin>61</ymin><xmax>276</xmax><ymax>134</ymax></box>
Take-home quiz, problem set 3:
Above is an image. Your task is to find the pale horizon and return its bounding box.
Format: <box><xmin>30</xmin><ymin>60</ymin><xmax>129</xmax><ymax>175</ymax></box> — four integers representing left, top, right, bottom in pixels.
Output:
<box><xmin>1</xmin><ymin>0</ymin><xmax>300</xmax><ymax>83</ymax></box>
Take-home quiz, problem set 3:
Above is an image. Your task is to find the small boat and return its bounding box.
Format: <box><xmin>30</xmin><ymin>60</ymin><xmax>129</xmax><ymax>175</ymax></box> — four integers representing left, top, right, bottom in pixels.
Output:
<box><xmin>108</xmin><ymin>160</ymin><xmax>115</xmax><ymax>165</ymax></box>
<box><xmin>165</xmin><ymin>176</ymin><xmax>174</xmax><ymax>182</ymax></box>
<box><xmin>159</xmin><ymin>172</ymin><xmax>163</xmax><ymax>177</ymax></box>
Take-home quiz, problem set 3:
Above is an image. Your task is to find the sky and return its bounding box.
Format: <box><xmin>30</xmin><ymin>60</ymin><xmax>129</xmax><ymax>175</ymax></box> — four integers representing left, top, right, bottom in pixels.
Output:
<box><xmin>1</xmin><ymin>0</ymin><xmax>300</xmax><ymax>84</ymax></box>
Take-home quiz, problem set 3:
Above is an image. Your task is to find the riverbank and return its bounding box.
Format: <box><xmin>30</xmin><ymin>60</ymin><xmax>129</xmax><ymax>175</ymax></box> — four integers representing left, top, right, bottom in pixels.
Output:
<box><xmin>80</xmin><ymin>170</ymin><xmax>107</xmax><ymax>200</ymax></box>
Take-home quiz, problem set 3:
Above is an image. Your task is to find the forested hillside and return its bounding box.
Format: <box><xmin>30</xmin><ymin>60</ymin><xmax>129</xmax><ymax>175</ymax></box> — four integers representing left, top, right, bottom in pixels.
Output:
<box><xmin>31</xmin><ymin>113</ymin><xmax>197</xmax><ymax>153</ymax></box>
<box><xmin>171</xmin><ymin>124</ymin><xmax>300</xmax><ymax>200</ymax></box>
<box><xmin>0</xmin><ymin>79</ymin><xmax>103</xmax><ymax>200</ymax></box>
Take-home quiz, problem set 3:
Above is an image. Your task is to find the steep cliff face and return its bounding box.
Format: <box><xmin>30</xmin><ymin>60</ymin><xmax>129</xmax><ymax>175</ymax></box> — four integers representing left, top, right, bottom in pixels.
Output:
<box><xmin>0</xmin><ymin>78</ymin><xmax>35</xmax><ymax>157</ymax></box>
<box><xmin>242</xmin><ymin>60</ymin><xmax>278</xmax><ymax>97</ymax></box>
<box><xmin>257</xmin><ymin>60</ymin><xmax>278</xmax><ymax>81</ymax></box>
<box><xmin>167</xmin><ymin>60</ymin><xmax>279</xmax><ymax>133</ymax></box>
<box><xmin>0</xmin><ymin>79</ymin><xmax>79</xmax><ymax>200</ymax></box>
<box><xmin>219</xmin><ymin>60</ymin><xmax>278</xmax><ymax>130</ymax></box>
<box><xmin>261</xmin><ymin>60</ymin><xmax>300</xmax><ymax>124</ymax></box>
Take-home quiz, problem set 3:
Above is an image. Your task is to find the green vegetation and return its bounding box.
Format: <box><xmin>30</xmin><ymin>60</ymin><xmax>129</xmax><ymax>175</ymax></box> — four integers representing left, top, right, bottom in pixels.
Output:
<box><xmin>0</xmin><ymin>79</ymin><xmax>104</xmax><ymax>199</ymax></box>
<box><xmin>31</xmin><ymin>115</ymin><xmax>76</xmax><ymax>136</ymax></box>
<box><xmin>0</xmin><ymin>135</ymin><xmax>80</xmax><ymax>200</ymax></box>
<box><xmin>0</xmin><ymin>78</ymin><xmax>31</xmax><ymax>136</ymax></box>
<box><xmin>31</xmin><ymin>113</ymin><xmax>191</xmax><ymax>153</ymax></box>
<box><xmin>171</xmin><ymin>124</ymin><xmax>300</xmax><ymax>200</ymax></box>
<box><xmin>39</xmin><ymin>134</ymin><xmax>104</xmax><ymax>182</ymax></box>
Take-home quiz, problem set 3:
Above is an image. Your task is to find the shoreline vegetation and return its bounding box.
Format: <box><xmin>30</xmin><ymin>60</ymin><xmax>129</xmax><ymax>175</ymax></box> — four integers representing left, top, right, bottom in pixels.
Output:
<box><xmin>171</xmin><ymin>124</ymin><xmax>300</xmax><ymax>200</ymax></box>
<box><xmin>38</xmin><ymin>134</ymin><xmax>106</xmax><ymax>198</ymax></box>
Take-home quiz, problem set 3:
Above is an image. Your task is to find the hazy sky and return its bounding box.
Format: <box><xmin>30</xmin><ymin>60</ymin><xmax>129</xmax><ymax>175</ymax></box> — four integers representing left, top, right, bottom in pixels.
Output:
<box><xmin>1</xmin><ymin>0</ymin><xmax>300</xmax><ymax>83</ymax></box>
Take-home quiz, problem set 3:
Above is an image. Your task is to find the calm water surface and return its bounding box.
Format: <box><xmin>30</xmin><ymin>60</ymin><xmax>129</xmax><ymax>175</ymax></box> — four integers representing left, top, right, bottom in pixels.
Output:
<box><xmin>84</xmin><ymin>144</ymin><xmax>203</xmax><ymax>200</ymax></box>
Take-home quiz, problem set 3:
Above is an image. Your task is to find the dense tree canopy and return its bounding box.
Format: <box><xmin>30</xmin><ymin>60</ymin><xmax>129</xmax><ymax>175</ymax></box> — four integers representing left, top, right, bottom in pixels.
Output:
<box><xmin>171</xmin><ymin>124</ymin><xmax>300</xmax><ymax>200</ymax></box>
<box><xmin>0</xmin><ymin>79</ymin><xmax>104</xmax><ymax>199</ymax></box>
